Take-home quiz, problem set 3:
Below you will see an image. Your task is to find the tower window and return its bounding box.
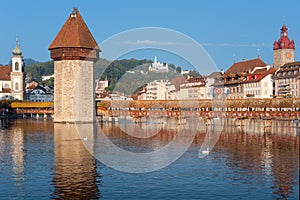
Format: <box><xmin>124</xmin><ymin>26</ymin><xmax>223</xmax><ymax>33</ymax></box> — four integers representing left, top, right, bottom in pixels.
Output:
<box><xmin>15</xmin><ymin>62</ymin><xmax>19</xmax><ymax>71</ymax></box>
<box><xmin>15</xmin><ymin>82</ymin><xmax>19</xmax><ymax>91</ymax></box>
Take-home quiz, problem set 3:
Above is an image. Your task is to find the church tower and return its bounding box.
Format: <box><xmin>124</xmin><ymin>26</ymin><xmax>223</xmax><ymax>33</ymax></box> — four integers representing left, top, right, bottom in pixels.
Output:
<box><xmin>49</xmin><ymin>8</ymin><xmax>100</xmax><ymax>123</ymax></box>
<box><xmin>11</xmin><ymin>39</ymin><xmax>24</xmax><ymax>100</ymax></box>
<box><xmin>273</xmin><ymin>25</ymin><xmax>295</xmax><ymax>69</ymax></box>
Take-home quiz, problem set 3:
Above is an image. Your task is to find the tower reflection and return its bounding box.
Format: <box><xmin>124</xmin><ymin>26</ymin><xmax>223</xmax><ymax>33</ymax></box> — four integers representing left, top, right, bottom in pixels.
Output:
<box><xmin>52</xmin><ymin>123</ymin><xmax>101</xmax><ymax>199</ymax></box>
<box><xmin>10</xmin><ymin>122</ymin><xmax>25</xmax><ymax>196</ymax></box>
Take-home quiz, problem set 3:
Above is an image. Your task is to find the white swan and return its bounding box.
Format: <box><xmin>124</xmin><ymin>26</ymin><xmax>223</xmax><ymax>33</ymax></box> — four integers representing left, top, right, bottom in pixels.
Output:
<box><xmin>202</xmin><ymin>148</ymin><xmax>210</xmax><ymax>155</ymax></box>
<box><xmin>82</xmin><ymin>136</ymin><xmax>88</xmax><ymax>141</ymax></box>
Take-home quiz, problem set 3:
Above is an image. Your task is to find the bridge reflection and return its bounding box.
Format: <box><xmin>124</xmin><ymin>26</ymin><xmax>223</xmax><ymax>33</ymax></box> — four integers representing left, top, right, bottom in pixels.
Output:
<box><xmin>98</xmin><ymin>120</ymin><xmax>299</xmax><ymax>199</ymax></box>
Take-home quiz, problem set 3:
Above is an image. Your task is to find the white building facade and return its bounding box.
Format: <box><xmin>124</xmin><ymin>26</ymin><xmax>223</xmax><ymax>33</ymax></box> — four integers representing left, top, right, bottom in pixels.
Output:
<box><xmin>242</xmin><ymin>66</ymin><xmax>275</xmax><ymax>98</ymax></box>
<box><xmin>177</xmin><ymin>77</ymin><xmax>207</xmax><ymax>100</ymax></box>
<box><xmin>26</xmin><ymin>86</ymin><xmax>54</xmax><ymax>102</ymax></box>
<box><xmin>146</xmin><ymin>80</ymin><xmax>168</xmax><ymax>100</ymax></box>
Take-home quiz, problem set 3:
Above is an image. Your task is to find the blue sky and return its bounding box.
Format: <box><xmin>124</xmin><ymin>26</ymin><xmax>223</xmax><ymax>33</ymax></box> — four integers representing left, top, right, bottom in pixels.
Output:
<box><xmin>0</xmin><ymin>0</ymin><xmax>299</xmax><ymax>71</ymax></box>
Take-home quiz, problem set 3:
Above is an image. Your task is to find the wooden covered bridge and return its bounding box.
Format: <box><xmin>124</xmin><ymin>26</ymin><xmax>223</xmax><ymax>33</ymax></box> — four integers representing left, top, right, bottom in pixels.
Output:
<box><xmin>96</xmin><ymin>98</ymin><xmax>300</xmax><ymax>120</ymax></box>
<box><xmin>11</xmin><ymin>102</ymin><xmax>54</xmax><ymax>119</ymax></box>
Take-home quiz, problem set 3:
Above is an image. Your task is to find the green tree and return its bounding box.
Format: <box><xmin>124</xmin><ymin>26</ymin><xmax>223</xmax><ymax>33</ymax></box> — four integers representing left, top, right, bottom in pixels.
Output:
<box><xmin>188</xmin><ymin>70</ymin><xmax>200</xmax><ymax>77</ymax></box>
<box><xmin>42</xmin><ymin>77</ymin><xmax>54</xmax><ymax>86</ymax></box>
<box><xmin>176</xmin><ymin>66</ymin><xmax>182</xmax><ymax>74</ymax></box>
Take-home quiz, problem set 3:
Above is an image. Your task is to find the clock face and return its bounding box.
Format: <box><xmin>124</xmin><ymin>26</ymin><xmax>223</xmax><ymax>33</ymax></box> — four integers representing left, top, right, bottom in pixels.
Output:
<box><xmin>285</xmin><ymin>52</ymin><xmax>291</xmax><ymax>59</ymax></box>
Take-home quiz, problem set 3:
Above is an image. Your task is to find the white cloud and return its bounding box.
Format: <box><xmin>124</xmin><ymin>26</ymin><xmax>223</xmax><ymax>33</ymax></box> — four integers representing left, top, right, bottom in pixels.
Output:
<box><xmin>202</xmin><ymin>43</ymin><xmax>270</xmax><ymax>47</ymax></box>
<box><xmin>122</xmin><ymin>40</ymin><xmax>177</xmax><ymax>46</ymax></box>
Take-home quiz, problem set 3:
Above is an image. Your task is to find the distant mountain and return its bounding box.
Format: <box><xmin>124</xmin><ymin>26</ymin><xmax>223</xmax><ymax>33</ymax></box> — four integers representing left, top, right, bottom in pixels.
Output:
<box><xmin>24</xmin><ymin>58</ymin><xmax>39</xmax><ymax>66</ymax></box>
<box><xmin>7</xmin><ymin>58</ymin><xmax>39</xmax><ymax>66</ymax></box>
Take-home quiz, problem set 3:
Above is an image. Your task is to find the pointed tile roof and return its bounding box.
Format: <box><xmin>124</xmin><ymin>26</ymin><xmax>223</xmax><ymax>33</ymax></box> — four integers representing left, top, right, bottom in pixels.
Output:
<box><xmin>273</xmin><ymin>25</ymin><xmax>295</xmax><ymax>50</ymax></box>
<box><xmin>48</xmin><ymin>8</ymin><xmax>100</xmax><ymax>51</ymax></box>
<box><xmin>225</xmin><ymin>58</ymin><xmax>267</xmax><ymax>75</ymax></box>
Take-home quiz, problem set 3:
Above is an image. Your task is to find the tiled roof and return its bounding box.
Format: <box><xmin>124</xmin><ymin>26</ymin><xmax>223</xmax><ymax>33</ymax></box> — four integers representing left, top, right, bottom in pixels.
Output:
<box><xmin>26</xmin><ymin>85</ymin><xmax>37</xmax><ymax>90</ymax></box>
<box><xmin>252</xmin><ymin>68</ymin><xmax>270</xmax><ymax>74</ymax></box>
<box><xmin>225</xmin><ymin>58</ymin><xmax>267</xmax><ymax>75</ymax></box>
<box><xmin>170</xmin><ymin>76</ymin><xmax>186</xmax><ymax>91</ymax></box>
<box><xmin>48</xmin><ymin>8</ymin><xmax>100</xmax><ymax>51</ymax></box>
<box><xmin>274</xmin><ymin>61</ymin><xmax>300</xmax><ymax>79</ymax></box>
<box><xmin>243</xmin><ymin>68</ymin><xmax>276</xmax><ymax>83</ymax></box>
<box><xmin>0</xmin><ymin>88</ymin><xmax>11</xmax><ymax>93</ymax></box>
<box><xmin>0</xmin><ymin>66</ymin><xmax>12</xmax><ymax>80</ymax></box>
<box><xmin>282</xmin><ymin>61</ymin><xmax>300</xmax><ymax>67</ymax></box>
<box><xmin>207</xmin><ymin>72</ymin><xmax>222</xmax><ymax>78</ymax></box>
<box><xmin>213</xmin><ymin>67</ymin><xmax>276</xmax><ymax>86</ymax></box>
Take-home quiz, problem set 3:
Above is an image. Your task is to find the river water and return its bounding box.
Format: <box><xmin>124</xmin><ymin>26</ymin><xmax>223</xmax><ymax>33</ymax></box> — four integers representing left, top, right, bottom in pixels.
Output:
<box><xmin>0</xmin><ymin>119</ymin><xmax>299</xmax><ymax>199</ymax></box>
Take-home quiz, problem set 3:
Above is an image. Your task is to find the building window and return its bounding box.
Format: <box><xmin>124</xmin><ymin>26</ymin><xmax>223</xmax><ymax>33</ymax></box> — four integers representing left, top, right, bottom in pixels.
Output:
<box><xmin>15</xmin><ymin>62</ymin><xmax>19</xmax><ymax>71</ymax></box>
<box><xmin>15</xmin><ymin>82</ymin><xmax>19</xmax><ymax>91</ymax></box>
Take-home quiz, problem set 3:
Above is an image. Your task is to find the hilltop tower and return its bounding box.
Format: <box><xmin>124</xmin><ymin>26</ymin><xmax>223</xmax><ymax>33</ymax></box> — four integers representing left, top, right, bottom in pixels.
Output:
<box><xmin>273</xmin><ymin>25</ymin><xmax>295</xmax><ymax>69</ymax></box>
<box><xmin>49</xmin><ymin>8</ymin><xmax>101</xmax><ymax>123</ymax></box>
<box><xmin>11</xmin><ymin>39</ymin><xmax>24</xmax><ymax>100</ymax></box>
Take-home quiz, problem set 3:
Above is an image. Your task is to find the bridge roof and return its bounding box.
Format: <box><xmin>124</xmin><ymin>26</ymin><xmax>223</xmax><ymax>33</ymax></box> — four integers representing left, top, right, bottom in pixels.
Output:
<box><xmin>11</xmin><ymin>102</ymin><xmax>54</xmax><ymax>108</ymax></box>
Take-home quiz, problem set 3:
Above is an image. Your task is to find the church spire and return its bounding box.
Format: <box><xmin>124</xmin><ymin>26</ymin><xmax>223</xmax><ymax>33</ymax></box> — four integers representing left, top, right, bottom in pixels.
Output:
<box><xmin>12</xmin><ymin>38</ymin><xmax>22</xmax><ymax>56</ymax></box>
<box><xmin>273</xmin><ymin>25</ymin><xmax>295</xmax><ymax>50</ymax></box>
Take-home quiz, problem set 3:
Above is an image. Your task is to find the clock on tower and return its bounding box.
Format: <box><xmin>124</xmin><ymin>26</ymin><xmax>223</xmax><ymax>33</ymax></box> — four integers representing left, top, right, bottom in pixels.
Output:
<box><xmin>273</xmin><ymin>25</ymin><xmax>295</xmax><ymax>69</ymax></box>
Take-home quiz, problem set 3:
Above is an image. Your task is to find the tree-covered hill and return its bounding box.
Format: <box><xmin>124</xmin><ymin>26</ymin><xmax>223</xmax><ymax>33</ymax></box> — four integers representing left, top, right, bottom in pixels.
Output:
<box><xmin>25</xmin><ymin>60</ymin><xmax>54</xmax><ymax>82</ymax></box>
<box><xmin>97</xmin><ymin>58</ymin><xmax>153</xmax><ymax>91</ymax></box>
<box><xmin>23</xmin><ymin>57</ymin><xmax>183</xmax><ymax>91</ymax></box>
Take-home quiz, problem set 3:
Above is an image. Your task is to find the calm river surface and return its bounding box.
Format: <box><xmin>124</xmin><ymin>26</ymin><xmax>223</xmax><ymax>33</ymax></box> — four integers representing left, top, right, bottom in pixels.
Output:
<box><xmin>0</xmin><ymin>119</ymin><xmax>299</xmax><ymax>199</ymax></box>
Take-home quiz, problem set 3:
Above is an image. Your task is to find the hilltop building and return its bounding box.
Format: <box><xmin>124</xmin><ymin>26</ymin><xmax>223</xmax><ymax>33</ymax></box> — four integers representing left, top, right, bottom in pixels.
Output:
<box><xmin>0</xmin><ymin>40</ymin><xmax>24</xmax><ymax>100</ymax></box>
<box><xmin>149</xmin><ymin>56</ymin><xmax>169</xmax><ymax>73</ymax></box>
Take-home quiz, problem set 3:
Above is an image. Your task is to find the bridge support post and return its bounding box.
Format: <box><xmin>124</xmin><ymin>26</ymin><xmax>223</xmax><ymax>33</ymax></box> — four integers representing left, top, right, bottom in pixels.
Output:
<box><xmin>113</xmin><ymin>117</ymin><xmax>118</xmax><ymax>124</ymax></box>
<box><xmin>293</xmin><ymin>119</ymin><xmax>299</xmax><ymax>136</ymax></box>
<box><xmin>234</xmin><ymin>118</ymin><xmax>244</xmax><ymax>128</ymax></box>
<box><xmin>205</xmin><ymin>118</ymin><xmax>212</xmax><ymax>126</ymax></box>
<box><xmin>264</xmin><ymin>119</ymin><xmax>272</xmax><ymax>134</ymax></box>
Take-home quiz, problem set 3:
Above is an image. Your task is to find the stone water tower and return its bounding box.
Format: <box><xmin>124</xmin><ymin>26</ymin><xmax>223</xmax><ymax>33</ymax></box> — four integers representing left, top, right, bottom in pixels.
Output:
<box><xmin>49</xmin><ymin>8</ymin><xmax>101</xmax><ymax>123</ymax></box>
